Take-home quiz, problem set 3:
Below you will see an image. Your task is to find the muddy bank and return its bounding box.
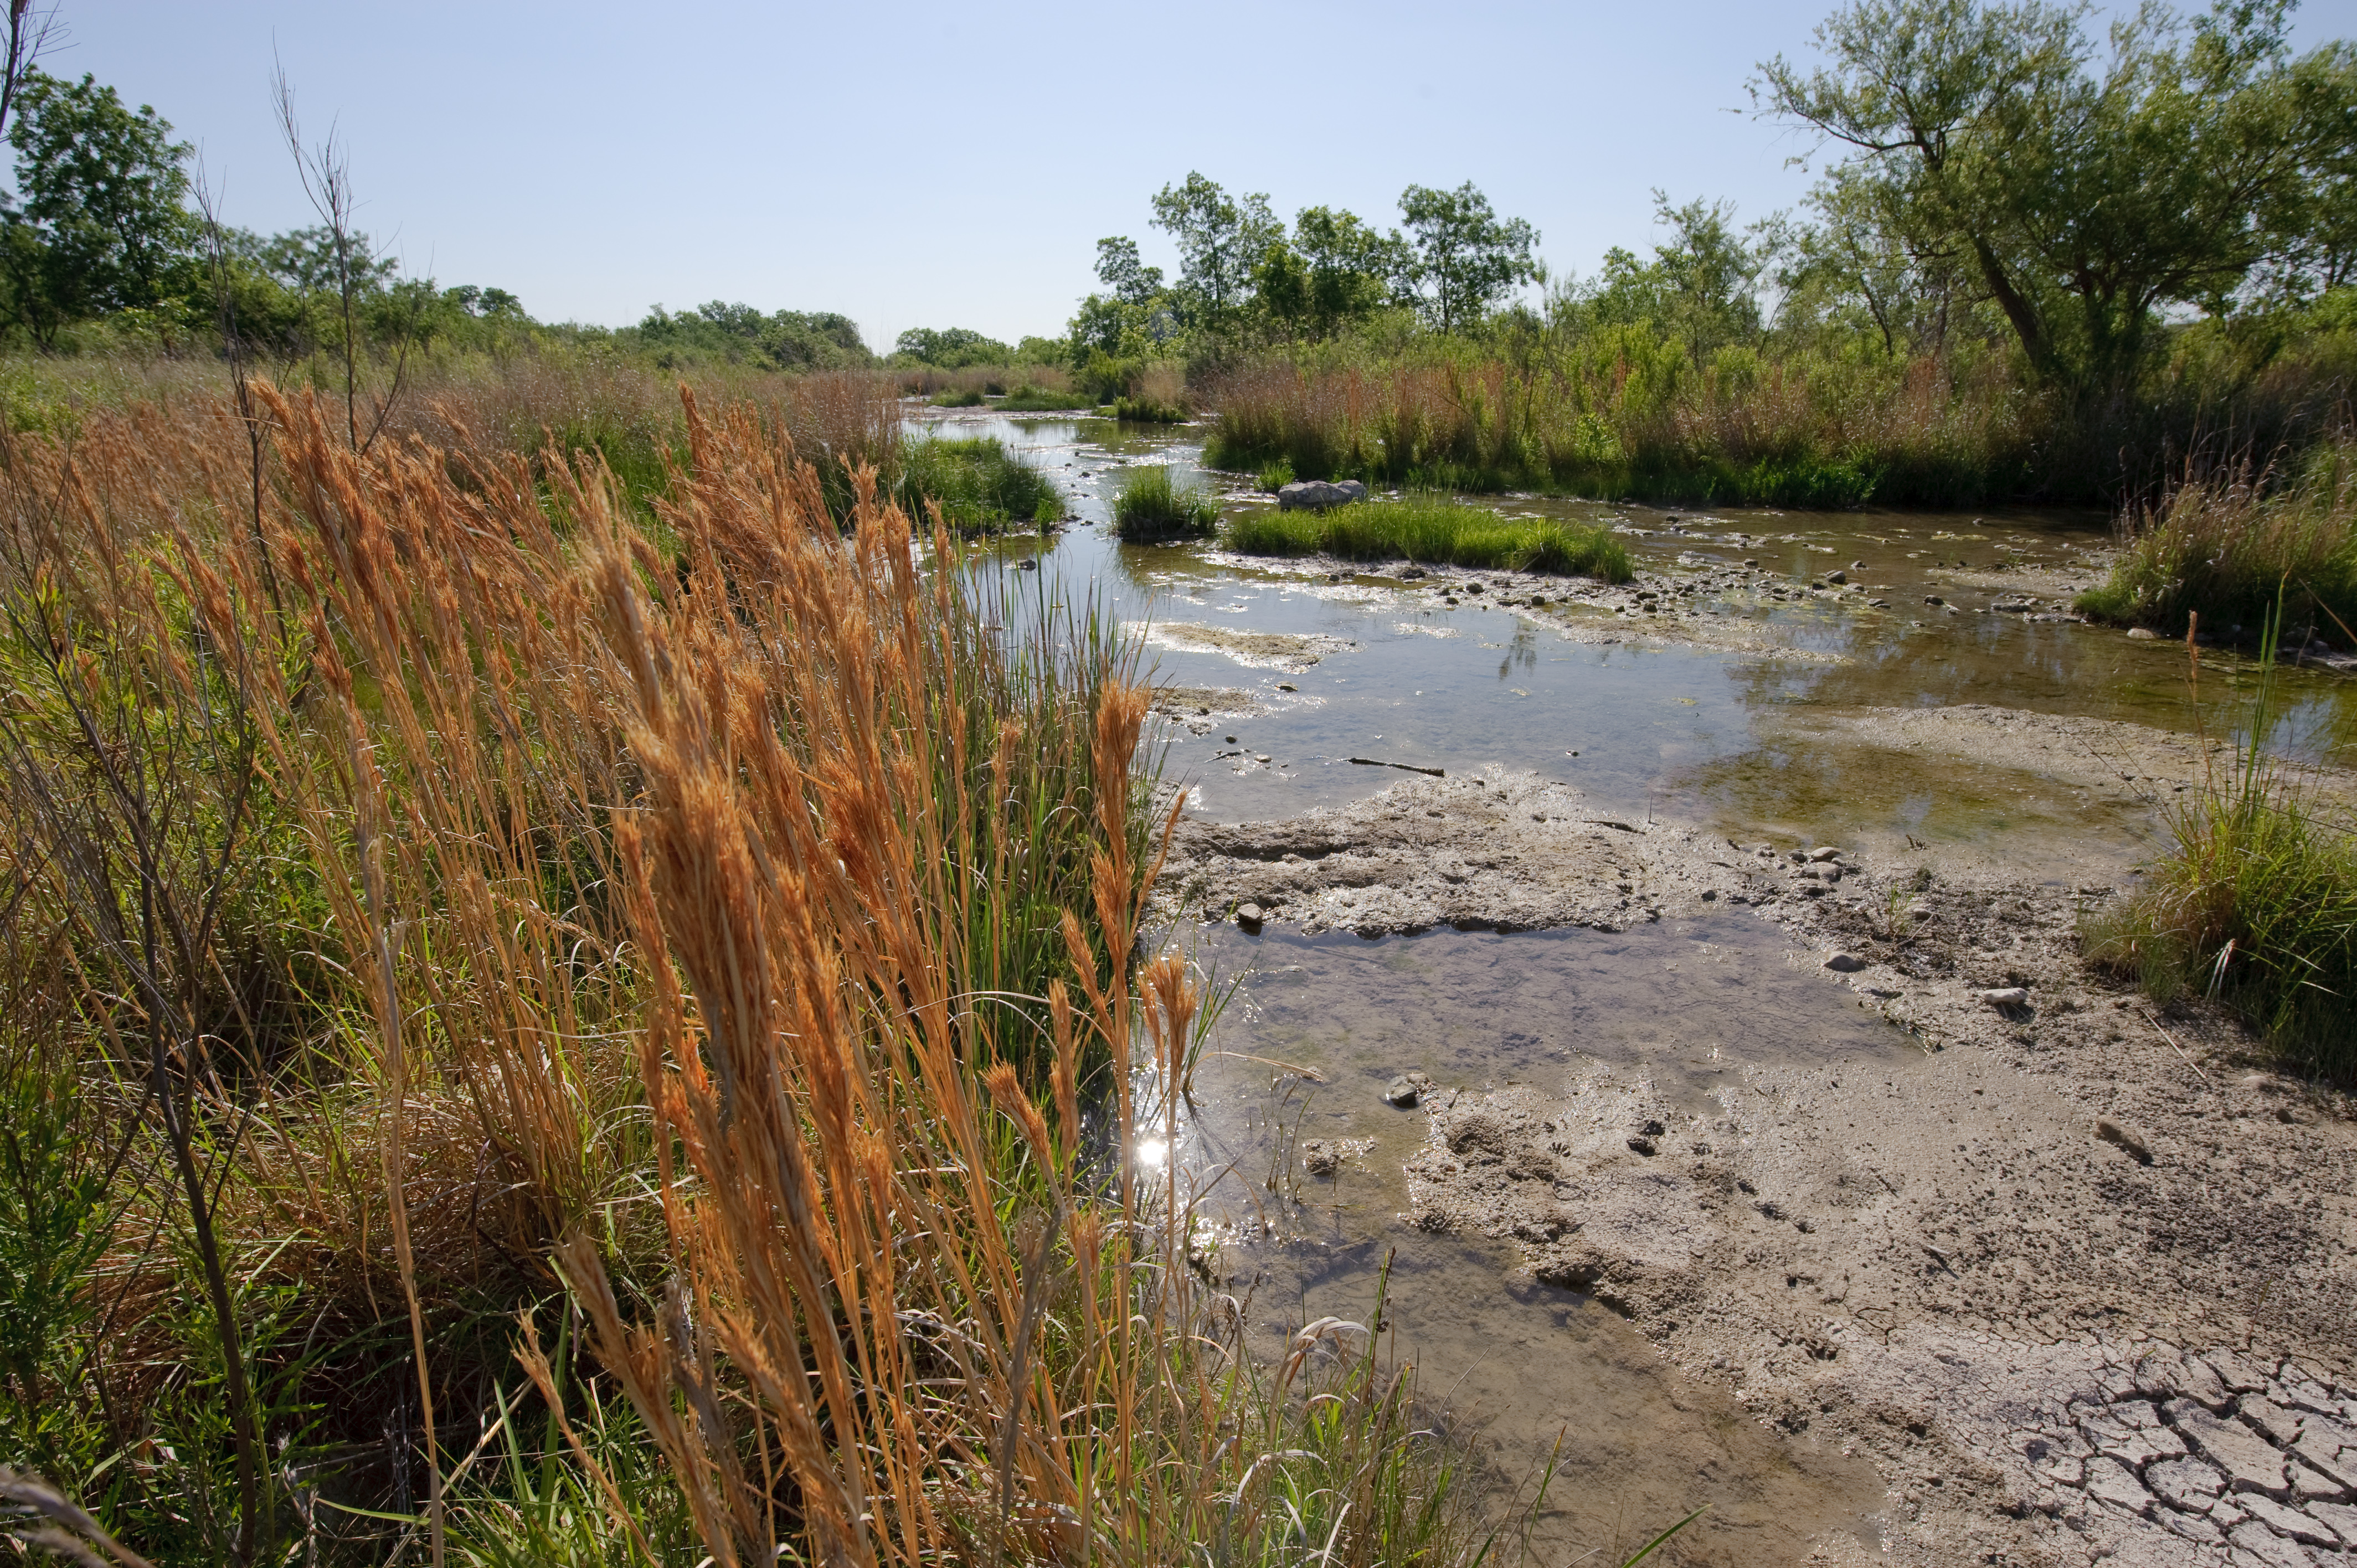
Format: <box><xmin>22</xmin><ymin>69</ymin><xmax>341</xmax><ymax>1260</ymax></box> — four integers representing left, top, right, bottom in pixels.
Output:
<box><xmin>1160</xmin><ymin>731</ymin><xmax>2357</xmax><ymax>1567</ymax></box>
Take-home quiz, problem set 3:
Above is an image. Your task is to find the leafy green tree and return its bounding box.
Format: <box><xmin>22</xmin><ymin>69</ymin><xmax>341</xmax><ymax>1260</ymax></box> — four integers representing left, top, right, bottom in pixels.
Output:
<box><xmin>1255</xmin><ymin>206</ymin><xmax>1408</xmax><ymax>340</ymax></box>
<box><xmin>1756</xmin><ymin>0</ymin><xmax>2353</xmax><ymax>386</ymax></box>
<box><xmin>1150</xmin><ymin>172</ymin><xmax>1280</xmax><ymax>329</ymax></box>
<box><xmin>1397</xmin><ymin>182</ymin><xmax>1541</xmax><ymax>333</ymax></box>
<box><xmin>1093</xmin><ymin>236</ymin><xmax>1164</xmax><ymax>306</ymax></box>
<box><xmin>2</xmin><ymin>70</ymin><xmax>200</xmax><ymax>345</ymax></box>
<box><xmin>894</xmin><ymin>325</ymin><xmax>1012</xmax><ymax>366</ymax></box>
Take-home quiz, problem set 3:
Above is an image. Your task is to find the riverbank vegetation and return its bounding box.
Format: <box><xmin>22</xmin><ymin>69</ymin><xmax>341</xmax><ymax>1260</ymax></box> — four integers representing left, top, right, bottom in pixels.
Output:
<box><xmin>1064</xmin><ymin>3</ymin><xmax>2356</xmax><ymax>514</ymax></box>
<box><xmin>1228</xmin><ymin>496</ymin><xmax>1635</xmax><ymax>581</ymax></box>
<box><xmin>2077</xmin><ymin>439</ymin><xmax>2357</xmax><ymax>639</ymax></box>
<box><xmin>894</xmin><ymin>433</ymin><xmax>1063</xmax><ymax>533</ymax></box>
<box><xmin>2084</xmin><ymin>627</ymin><xmax>2357</xmax><ymax>1082</ymax></box>
<box><xmin>0</xmin><ymin>371</ymin><xmax>1505</xmax><ymax>1566</ymax></box>
<box><xmin>1111</xmin><ymin>463</ymin><xmax>1221</xmax><ymax>540</ymax></box>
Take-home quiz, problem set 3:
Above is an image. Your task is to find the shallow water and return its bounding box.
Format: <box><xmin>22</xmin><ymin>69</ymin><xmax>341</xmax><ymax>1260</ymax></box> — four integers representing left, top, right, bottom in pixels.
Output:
<box><xmin>1177</xmin><ymin>918</ymin><xmax>1906</xmax><ymax>1564</ymax></box>
<box><xmin>924</xmin><ymin>406</ymin><xmax>2354</xmax><ymax>864</ymax></box>
<box><xmin>920</xmin><ymin>404</ymin><xmax>2355</xmax><ymax>1559</ymax></box>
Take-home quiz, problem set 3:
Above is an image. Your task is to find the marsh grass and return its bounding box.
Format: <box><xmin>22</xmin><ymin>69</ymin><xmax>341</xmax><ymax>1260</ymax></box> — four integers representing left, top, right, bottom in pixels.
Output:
<box><xmin>1203</xmin><ymin>350</ymin><xmax>2015</xmax><ymax>506</ymax></box>
<box><xmin>930</xmin><ymin>386</ymin><xmax>988</xmax><ymax>408</ymax></box>
<box><xmin>1111</xmin><ymin>464</ymin><xmax>1221</xmax><ymax>541</ymax></box>
<box><xmin>2083</xmin><ymin>612</ymin><xmax>2357</xmax><ymax>1080</ymax></box>
<box><xmin>998</xmin><ymin>384</ymin><xmax>1094</xmax><ymax>412</ymax></box>
<box><xmin>0</xmin><ymin>367</ymin><xmax>1536</xmax><ymax>1567</ymax></box>
<box><xmin>2076</xmin><ymin>440</ymin><xmax>2357</xmax><ymax>639</ymax></box>
<box><xmin>896</xmin><ymin>434</ymin><xmax>1062</xmax><ymax>534</ymax></box>
<box><xmin>1227</xmin><ymin>496</ymin><xmax>1635</xmax><ymax>581</ymax></box>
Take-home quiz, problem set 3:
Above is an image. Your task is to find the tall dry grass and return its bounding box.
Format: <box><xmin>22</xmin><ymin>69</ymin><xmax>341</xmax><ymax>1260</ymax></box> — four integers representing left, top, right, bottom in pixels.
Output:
<box><xmin>0</xmin><ymin>374</ymin><xmax>1486</xmax><ymax>1566</ymax></box>
<box><xmin>1203</xmin><ymin>341</ymin><xmax>2033</xmax><ymax>507</ymax></box>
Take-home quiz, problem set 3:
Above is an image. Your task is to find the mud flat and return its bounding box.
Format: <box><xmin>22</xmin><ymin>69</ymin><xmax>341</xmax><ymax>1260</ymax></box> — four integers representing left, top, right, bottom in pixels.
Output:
<box><xmin>1159</xmin><ymin>729</ymin><xmax>2357</xmax><ymax>1567</ymax></box>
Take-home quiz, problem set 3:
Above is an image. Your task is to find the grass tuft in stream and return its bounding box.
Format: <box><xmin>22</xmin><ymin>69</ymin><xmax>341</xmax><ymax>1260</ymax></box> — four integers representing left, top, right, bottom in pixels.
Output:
<box><xmin>2083</xmin><ymin>611</ymin><xmax>2357</xmax><ymax>1081</ymax></box>
<box><xmin>897</xmin><ymin>434</ymin><xmax>1062</xmax><ymax>533</ymax></box>
<box><xmin>1112</xmin><ymin>463</ymin><xmax>1221</xmax><ymax>540</ymax></box>
<box><xmin>1227</xmin><ymin>495</ymin><xmax>1635</xmax><ymax>582</ymax></box>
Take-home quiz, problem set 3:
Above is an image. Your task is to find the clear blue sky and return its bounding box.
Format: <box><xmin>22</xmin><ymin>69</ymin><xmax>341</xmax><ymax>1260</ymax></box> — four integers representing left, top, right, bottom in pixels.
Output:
<box><xmin>48</xmin><ymin>0</ymin><xmax>2357</xmax><ymax>352</ymax></box>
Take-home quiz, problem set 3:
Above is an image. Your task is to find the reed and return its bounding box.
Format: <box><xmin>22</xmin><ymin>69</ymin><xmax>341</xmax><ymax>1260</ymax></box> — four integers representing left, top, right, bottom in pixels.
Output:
<box><xmin>0</xmin><ymin>371</ymin><xmax>1498</xmax><ymax>1565</ymax></box>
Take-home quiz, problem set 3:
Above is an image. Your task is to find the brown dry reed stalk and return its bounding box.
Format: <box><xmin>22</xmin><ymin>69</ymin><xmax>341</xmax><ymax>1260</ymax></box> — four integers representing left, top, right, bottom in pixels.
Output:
<box><xmin>0</xmin><ymin>372</ymin><xmax>1473</xmax><ymax>1567</ymax></box>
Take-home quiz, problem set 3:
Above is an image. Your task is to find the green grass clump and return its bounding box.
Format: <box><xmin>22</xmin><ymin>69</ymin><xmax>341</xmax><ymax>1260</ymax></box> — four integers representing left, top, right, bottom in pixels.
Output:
<box><xmin>896</xmin><ymin>435</ymin><xmax>1062</xmax><ymax>534</ymax></box>
<box><xmin>2077</xmin><ymin>442</ymin><xmax>2357</xmax><ymax>639</ymax></box>
<box><xmin>2083</xmin><ymin>615</ymin><xmax>2357</xmax><ymax>1081</ymax></box>
<box><xmin>929</xmin><ymin>386</ymin><xmax>987</xmax><ymax>408</ymax></box>
<box><xmin>1257</xmin><ymin>457</ymin><xmax>1295</xmax><ymax>492</ymax></box>
<box><xmin>1227</xmin><ymin>495</ymin><xmax>1635</xmax><ymax>582</ymax></box>
<box><xmin>1111</xmin><ymin>463</ymin><xmax>1220</xmax><ymax>540</ymax></box>
<box><xmin>1111</xmin><ymin>394</ymin><xmax>1188</xmax><ymax>424</ymax></box>
<box><xmin>999</xmin><ymin>383</ymin><xmax>1093</xmax><ymax>411</ymax></box>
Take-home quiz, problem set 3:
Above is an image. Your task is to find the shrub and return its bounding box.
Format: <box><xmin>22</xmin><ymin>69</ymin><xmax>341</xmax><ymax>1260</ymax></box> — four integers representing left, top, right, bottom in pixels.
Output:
<box><xmin>1111</xmin><ymin>463</ymin><xmax>1220</xmax><ymax>540</ymax></box>
<box><xmin>930</xmin><ymin>386</ymin><xmax>987</xmax><ymax>408</ymax></box>
<box><xmin>1111</xmin><ymin>394</ymin><xmax>1188</xmax><ymax>424</ymax></box>
<box><xmin>1257</xmin><ymin>457</ymin><xmax>1295</xmax><ymax>491</ymax></box>
<box><xmin>1226</xmin><ymin>495</ymin><xmax>1634</xmax><ymax>581</ymax></box>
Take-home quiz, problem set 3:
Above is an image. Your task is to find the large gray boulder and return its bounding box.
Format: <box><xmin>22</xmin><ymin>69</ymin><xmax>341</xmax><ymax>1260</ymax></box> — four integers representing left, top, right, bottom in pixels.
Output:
<box><xmin>1277</xmin><ymin>479</ymin><xmax>1367</xmax><ymax>510</ymax></box>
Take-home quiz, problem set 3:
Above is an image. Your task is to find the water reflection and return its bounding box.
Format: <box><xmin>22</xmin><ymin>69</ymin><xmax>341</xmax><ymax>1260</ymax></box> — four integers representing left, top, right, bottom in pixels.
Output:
<box><xmin>912</xmin><ymin>402</ymin><xmax>2355</xmax><ymax>857</ymax></box>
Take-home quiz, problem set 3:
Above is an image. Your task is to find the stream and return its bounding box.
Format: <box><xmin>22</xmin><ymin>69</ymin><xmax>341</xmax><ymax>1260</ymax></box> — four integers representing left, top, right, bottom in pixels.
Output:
<box><xmin>919</xmin><ymin>405</ymin><xmax>2357</xmax><ymax>1565</ymax></box>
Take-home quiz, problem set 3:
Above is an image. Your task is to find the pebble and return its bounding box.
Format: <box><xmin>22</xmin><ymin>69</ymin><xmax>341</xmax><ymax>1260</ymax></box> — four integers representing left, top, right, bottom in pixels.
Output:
<box><xmin>1300</xmin><ymin>1140</ymin><xmax>1340</xmax><ymax>1177</ymax></box>
<box><xmin>2128</xmin><ymin>627</ymin><xmax>2159</xmax><ymax>639</ymax></box>
<box><xmin>1807</xmin><ymin>845</ymin><xmax>1845</xmax><ymax>862</ymax></box>
<box><xmin>1384</xmin><ymin>1071</ymin><xmax>1433</xmax><ymax>1108</ymax></box>
<box><xmin>1977</xmin><ymin>986</ymin><xmax>2030</xmax><ymax>1007</ymax></box>
<box><xmin>1825</xmin><ymin>569</ymin><xmax>1847</xmax><ymax>585</ymax></box>
<box><xmin>1824</xmin><ymin>953</ymin><xmax>1869</xmax><ymax>972</ymax></box>
<box><xmin>2094</xmin><ymin>1118</ymin><xmax>2154</xmax><ymax>1165</ymax></box>
<box><xmin>1235</xmin><ymin>902</ymin><xmax>1264</xmax><ymax>927</ymax></box>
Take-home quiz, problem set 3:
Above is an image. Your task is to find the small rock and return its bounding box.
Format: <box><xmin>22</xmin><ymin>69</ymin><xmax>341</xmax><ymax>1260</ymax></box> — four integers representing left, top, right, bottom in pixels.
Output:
<box><xmin>1277</xmin><ymin>682</ymin><xmax>1297</xmax><ymax>692</ymax></box>
<box><xmin>1627</xmin><ymin>1136</ymin><xmax>1658</xmax><ymax>1156</ymax></box>
<box><xmin>1383</xmin><ymin>1071</ymin><xmax>1433</xmax><ymax>1108</ymax></box>
<box><xmin>1978</xmin><ymin>986</ymin><xmax>2031</xmax><ymax>1008</ymax></box>
<box><xmin>1825</xmin><ymin>569</ymin><xmax>1847</xmax><ymax>585</ymax></box>
<box><xmin>2128</xmin><ymin>627</ymin><xmax>2160</xmax><ymax>639</ymax></box>
<box><xmin>1398</xmin><ymin>566</ymin><xmax>1427</xmax><ymax>580</ymax></box>
<box><xmin>1924</xmin><ymin>595</ymin><xmax>1945</xmax><ymax>606</ymax></box>
<box><xmin>1700</xmin><ymin>888</ymin><xmax>1717</xmax><ymax>901</ymax></box>
<box><xmin>2094</xmin><ymin>1118</ymin><xmax>2154</xmax><ymax>1165</ymax></box>
<box><xmin>1234</xmin><ymin>902</ymin><xmax>1264</xmax><ymax>927</ymax></box>
<box><xmin>1277</xmin><ymin>478</ymin><xmax>1367</xmax><ymax>510</ymax></box>
<box><xmin>1824</xmin><ymin>953</ymin><xmax>1869</xmax><ymax>973</ymax></box>
<box><xmin>1807</xmin><ymin>845</ymin><xmax>1845</xmax><ymax>862</ymax></box>
<box><xmin>1300</xmin><ymin>1140</ymin><xmax>1340</xmax><ymax>1177</ymax></box>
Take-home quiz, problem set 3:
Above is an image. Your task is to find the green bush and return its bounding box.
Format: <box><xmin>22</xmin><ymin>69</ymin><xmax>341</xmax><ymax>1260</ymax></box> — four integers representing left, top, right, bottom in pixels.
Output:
<box><xmin>1226</xmin><ymin>495</ymin><xmax>1634</xmax><ymax>581</ymax></box>
<box><xmin>896</xmin><ymin>436</ymin><xmax>1061</xmax><ymax>535</ymax></box>
<box><xmin>929</xmin><ymin>386</ymin><xmax>987</xmax><ymax>408</ymax></box>
<box><xmin>1111</xmin><ymin>464</ymin><xmax>1220</xmax><ymax>540</ymax></box>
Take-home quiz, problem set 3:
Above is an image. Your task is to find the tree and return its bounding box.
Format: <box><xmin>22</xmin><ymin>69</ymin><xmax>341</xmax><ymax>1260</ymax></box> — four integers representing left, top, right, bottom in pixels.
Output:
<box><xmin>1269</xmin><ymin>206</ymin><xmax>1407</xmax><ymax>339</ymax></box>
<box><xmin>2</xmin><ymin>71</ymin><xmax>198</xmax><ymax>346</ymax></box>
<box><xmin>1755</xmin><ymin>0</ymin><xmax>2353</xmax><ymax>386</ymax></box>
<box><xmin>1396</xmin><ymin>182</ymin><xmax>1541</xmax><ymax>333</ymax></box>
<box><xmin>1149</xmin><ymin>172</ymin><xmax>1280</xmax><ymax>328</ymax></box>
<box><xmin>1093</xmin><ymin>235</ymin><xmax>1164</xmax><ymax>306</ymax></box>
<box><xmin>893</xmin><ymin>325</ymin><xmax>1011</xmax><ymax>367</ymax></box>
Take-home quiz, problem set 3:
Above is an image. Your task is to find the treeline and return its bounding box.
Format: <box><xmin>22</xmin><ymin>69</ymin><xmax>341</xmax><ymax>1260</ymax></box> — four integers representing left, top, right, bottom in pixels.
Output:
<box><xmin>1070</xmin><ymin>0</ymin><xmax>2357</xmax><ymax>501</ymax></box>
